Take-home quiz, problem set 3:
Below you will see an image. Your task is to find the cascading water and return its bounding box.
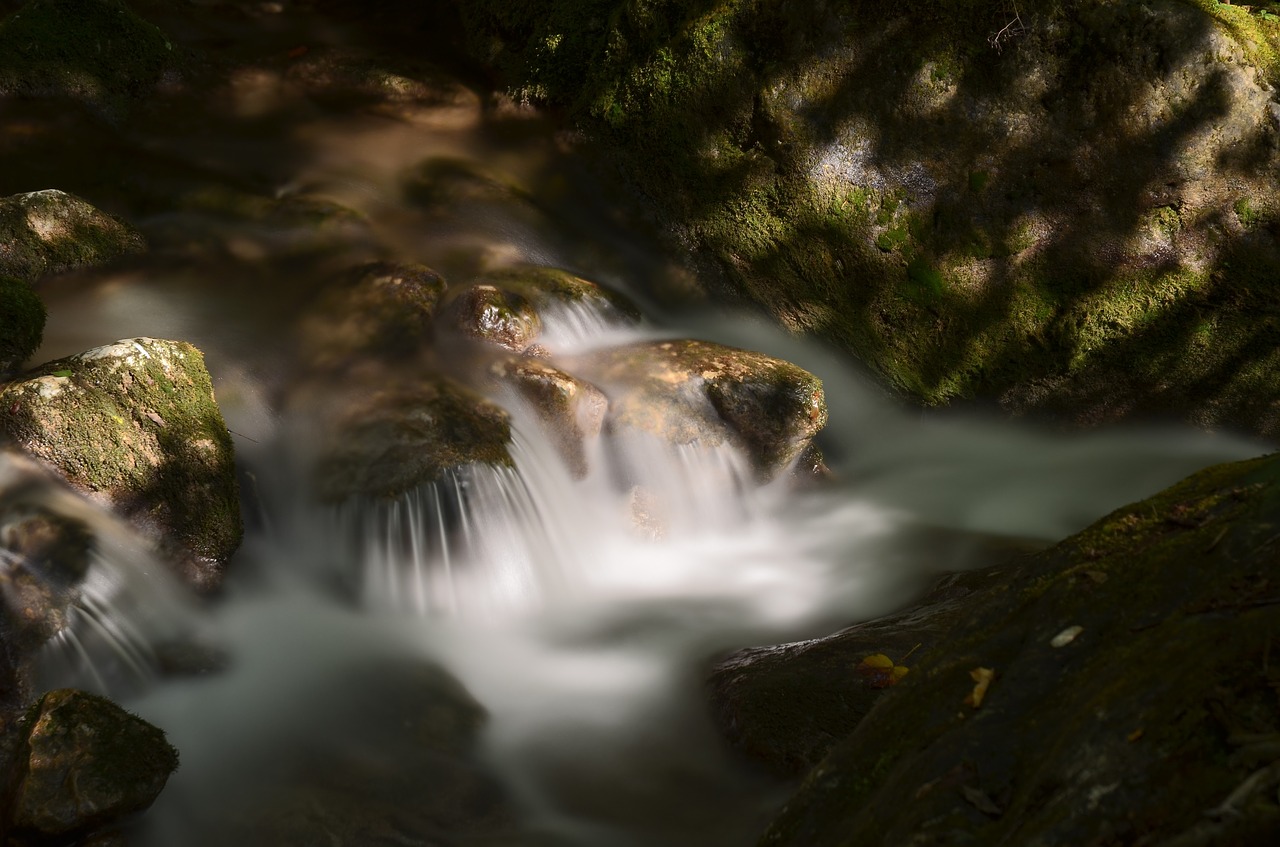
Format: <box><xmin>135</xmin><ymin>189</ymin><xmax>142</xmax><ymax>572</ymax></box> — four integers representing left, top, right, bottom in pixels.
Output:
<box><xmin>9</xmin><ymin>5</ymin><xmax>1273</xmax><ymax>845</ymax></box>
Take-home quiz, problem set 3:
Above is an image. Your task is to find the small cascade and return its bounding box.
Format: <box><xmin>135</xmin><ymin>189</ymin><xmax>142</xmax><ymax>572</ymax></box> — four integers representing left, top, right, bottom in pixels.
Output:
<box><xmin>0</xmin><ymin>454</ymin><xmax>200</xmax><ymax>699</ymax></box>
<box><xmin>536</xmin><ymin>299</ymin><xmax>636</xmax><ymax>353</ymax></box>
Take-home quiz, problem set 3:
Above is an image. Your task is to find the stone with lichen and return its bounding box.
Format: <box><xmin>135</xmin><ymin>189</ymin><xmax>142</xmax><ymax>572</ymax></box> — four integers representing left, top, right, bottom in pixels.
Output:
<box><xmin>0</xmin><ymin>338</ymin><xmax>242</xmax><ymax>593</ymax></box>
<box><xmin>9</xmin><ymin>688</ymin><xmax>178</xmax><ymax>838</ymax></box>
<box><xmin>0</xmin><ymin>190</ymin><xmax>145</xmax><ymax>283</ymax></box>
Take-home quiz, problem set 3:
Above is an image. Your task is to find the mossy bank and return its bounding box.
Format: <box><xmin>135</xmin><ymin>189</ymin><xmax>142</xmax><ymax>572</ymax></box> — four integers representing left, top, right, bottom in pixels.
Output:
<box><xmin>457</xmin><ymin>0</ymin><xmax>1280</xmax><ymax>435</ymax></box>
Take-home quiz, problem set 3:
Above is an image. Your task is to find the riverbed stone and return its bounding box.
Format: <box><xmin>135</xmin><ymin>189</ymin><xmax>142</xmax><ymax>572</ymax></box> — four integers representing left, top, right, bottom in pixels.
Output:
<box><xmin>9</xmin><ymin>688</ymin><xmax>178</xmax><ymax>839</ymax></box>
<box><xmin>0</xmin><ymin>338</ymin><xmax>242</xmax><ymax>592</ymax></box>
<box><xmin>756</xmin><ymin>451</ymin><xmax>1280</xmax><ymax>846</ymax></box>
<box><xmin>489</xmin><ymin>354</ymin><xmax>607</xmax><ymax>478</ymax></box>
<box><xmin>0</xmin><ymin>0</ymin><xmax>181</xmax><ymax>120</ymax></box>
<box><xmin>296</xmin><ymin>260</ymin><xmax>447</xmax><ymax>370</ymax></box>
<box><xmin>304</xmin><ymin>371</ymin><xmax>514</xmax><ymax>503</ymax></box>
<box><xmin>0</xmin><ymin>276</ymin><xmax>45</xmax><ymax>377</ymax></box>
<box><xmin>436</xmin><ymin>283</ymin><xmax>542</xmax><ymax>352</ymax></box>
<box><xmin>0</xmin><ymin>190</ymin><xmax>146</xmax><ymax>283</ymax></box>
<box><xmin>569</xmin><ymin>339</ymin><xmax>827</xmax><ymax>480</ymax></box>
<box><xmin>475</xmin><ymin>265</ymin><xmax>643</xmax><ymax>326</ymax></box>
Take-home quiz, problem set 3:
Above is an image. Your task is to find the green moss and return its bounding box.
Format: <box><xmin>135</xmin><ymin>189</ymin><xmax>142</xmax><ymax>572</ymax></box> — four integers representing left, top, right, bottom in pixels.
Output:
<box><xmin>0</xmin><ymin>275</ymin><xmax>45</xmax><ymax>374</ymax></box>
<box><xmin>0</xmin><ymin>0</ymin><xmax>181</xmax><ymax>118</ymax></box>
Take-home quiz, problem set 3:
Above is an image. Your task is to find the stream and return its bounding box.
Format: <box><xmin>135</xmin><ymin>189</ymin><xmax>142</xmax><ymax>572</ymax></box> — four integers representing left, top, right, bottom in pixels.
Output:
<box><xmin>7</xmin><ymin>2</ymin><xmax>1273</xmax><ymax>845</ymax></box>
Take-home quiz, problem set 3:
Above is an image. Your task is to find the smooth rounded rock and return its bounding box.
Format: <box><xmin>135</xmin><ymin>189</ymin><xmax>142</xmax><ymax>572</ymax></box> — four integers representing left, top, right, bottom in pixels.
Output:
<box><xmin>0</xmin><ymin>190</ymin><xmax>145</xmax><ymax>283</ymax></box>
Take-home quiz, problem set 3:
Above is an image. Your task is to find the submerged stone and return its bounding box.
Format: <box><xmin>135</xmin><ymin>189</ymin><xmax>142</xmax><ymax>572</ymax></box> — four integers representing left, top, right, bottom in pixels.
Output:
<box><xmin>0</xmin><ymin>338</ymin><xmax>242</xmax><ymax>592</ymax></box>
<box><xmin>305</xmin><ymin>372</ymin><xmax>514</xmax><ymax>503</ymax></box>
<box><xmin>569</xmin><ymin>339</ymin><xmax>827</xmax><ymax>480</ymax></box>
<box><xmin>296</xmin><ymin>260</ymin><xmax>446</xmax><ymax>370</ymax></box>
<box><xmin>0</xmin><ymin>190</ymin><xmax>145</xmax><ymax>283</ymax></box>
<box><xmin>757</xmin><ymin>451</ymin><xmax>1280</xmax><ymax>846</ymax></box>
<box><xmin>9</xmin><ymin>688</ymin><xmax>178</xmax><ymax>838</ymax></box>
<box><xmin>0</xmin><ymin>275</ymin><xmax>46</xmax><ymax>377</ymax></box>
<box><xmin>0</xmin><ymin>0</ymin><xmax>181</xmax><ymax>119</ymax></box>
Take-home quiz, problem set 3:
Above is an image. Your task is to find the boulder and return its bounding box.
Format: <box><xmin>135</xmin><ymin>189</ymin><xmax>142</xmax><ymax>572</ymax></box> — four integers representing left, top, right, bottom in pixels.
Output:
<box><xmin>474</xmin><ymin>265</ymin><xmax>642</xmax><ymax>326</ymax></box>
<box><xmin>757</xmin><ymin>451</ymin><xmax>1280</xmax><ymax>846</ymax></box>
<box><xmin>568</xmin><ymin>339</ymin><xmax>827</xmax><ymax>480</ymax></box>
<box><xmin>459</xmin><ymin>0</ymin><xmax>1280</xmax><ymax>436</ymax></box>
<box><xmin>303</xmin><ymin>372</ymin><xmax>514</xmax><ymax>503</ymax></box>
<box><xmin>0</xmin><ymin>338</ymin><xmax>242</xmax><ymax>592</ymax></box>
<box><xmin>0</xmin><ymin>276</ymin><xmax>45</xmax><ymax>377</ymax></box>
<box><xmin>488</xmin><ymin>354</ymin><xmax>607</xmax><ymax>478</ymax></box>
<box><xmin>9</xmin><ymin>688</ymin><xmax>178</xmax><ymax>839</ymax></box>
<box><xmin>0</xmin><ymin>190</ymin><xmax>145</xmax><ymax>283</ymax></box>
<box><xmin>296</xmin><ymin>260</ymin><xmax>446</xmax><ymax>370</ymax></box>
<box><xmin>0</xmin><ymin>0</ymin><xmax>181</xmax><ymax>119</ymax></box>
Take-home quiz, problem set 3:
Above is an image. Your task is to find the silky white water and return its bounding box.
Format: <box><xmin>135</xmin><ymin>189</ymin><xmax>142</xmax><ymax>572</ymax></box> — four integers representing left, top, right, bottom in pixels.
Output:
<box><xmin>10</xmin><ymin>11</ymin><xmax>1272</xmax><ymax>841</ymax></box>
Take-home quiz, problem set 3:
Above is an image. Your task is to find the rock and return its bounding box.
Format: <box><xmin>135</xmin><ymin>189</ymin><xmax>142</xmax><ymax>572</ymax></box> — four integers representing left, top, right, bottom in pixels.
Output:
<box><xmin>475</xmin><ymin>265</ymin><xmax>643</xmax><ymax>326</ymax></box>
<box><xmin>0</xmin><ymin>276</ymin><xmax>45</xmax><ymax>376</ymax></box>
<box><xmin>569</xmin><ymin>339</ymin><xmax>827</xmax><ymax>480</ymax></box>
<box><xmin>10</xmin><ymin>688</ymin><xmax>177</xmax><ymax>839</ymax></box>
<box><xmin>436</xmin><ymin>283</ymin><xmax>542</xmax><ymax>352</ymax></box>
<box><xmin>459</xmin><ymin>0</ymin><xmax>1280</xmax><ymax>437</ymax></box>
<box><xmin>296</xmin><ymin>260</ymin><xmax>446</xmax><ymax>370</ymax></box>
<box><xmin>0</xmin><ymin>0</ymin><xmax>181</xmax><ymax>119</ymax></box>
<box><xmin>708</xmin><ymin>568</ymin><xmax>1007</xmax><ymax>779</ymax></box>
<box><xmin>0</xmin><ymin>190</ymin><xmax>145</xmax><ymax>283</ymax></box>
<box><xmin>0</xmin><ymin>501</ymin><xmax>92</xmax><ymax>655</ymax></box>
<box><xmin>758</xmin><ymin>452</ymin><xmax>1280</xmax><ymax>846</ymax></box>
<box><xmin>302</xmin><ymin>371</ymin><xmax>513</xmax><ymax>503</ymax></box>
<box><xmin>488</xmin><ymin>354</ymin><xmax>607</xmax><ymax>478</ymax></box>
<box><xmin>0</xmin><ymin>338</ymin><xmax>242</xmax><ymax>593</ymax></box>
<box><xmin>168</xmin><ymin>187</ymin><xmax>371</xmax><ymax>261</ymax></box>
<box><xmin>222</xmin><ymin>658</ymin><xmax>515</xmax><ymax>846</ymax></box>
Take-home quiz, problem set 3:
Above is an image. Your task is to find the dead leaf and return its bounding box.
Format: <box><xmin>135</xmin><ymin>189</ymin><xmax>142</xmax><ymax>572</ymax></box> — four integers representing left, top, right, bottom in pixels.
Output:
<box><xmin>856</xmin><ymin>653</ymin><xmax>910</xmax><ymax>689</ymax></box>
<box><xmin>961</xmin><ymin>784</ymin><xmax>1003</xmax><ymax>816</ymax></box>
<box><xmin>963</xmin><ymin>667</ymin><xmax>995</xmax><ymax>708</ymax></box>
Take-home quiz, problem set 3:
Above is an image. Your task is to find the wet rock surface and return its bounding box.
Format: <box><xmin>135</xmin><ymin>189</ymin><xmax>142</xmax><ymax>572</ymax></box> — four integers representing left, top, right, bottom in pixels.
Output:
<box><xmin>437</xmin><ymin>283</ymin><xmax>543</xmax><ymax>352</ymax></box>
<box><xmin>0</xmin><ymin>190</ymin><xmax>145</xmax><ymax>283</ymax></box>
<box><xmin>570</xmin><ymin>339</ymin><xmax>828</xmax><ymax>480</ymax></box>
<box><xmin>755</xmin><ymin>452</ymin><xmax>1280</xmax><ymax>847</ymax></box>
<box><xmin>0</xmin><ymin>275</ymin><xmax>45</xmax><ymax>377</ymax></box>
<box><xmin>475</xmin><ymin>265</ymin><xmax>643</xmax><ymax>327</ymax></box>
<box><xmin>489</xmin><ymin>354</ymin><xmax>608</xmax><ymax>478</ymax></box>
<box><xmin>0</xmin><ymin>338</ymin><xmax>242</xmax><ymax>593</ymax></box>
<box><xmin>303</xmin><ymin>371</ymin><xmax>514</xmax><ymax>503</ymax></box>
<box><xmin>8</xmin><ymin>688</ymin><xmax>178</xmax><ymax>840</ymax></box>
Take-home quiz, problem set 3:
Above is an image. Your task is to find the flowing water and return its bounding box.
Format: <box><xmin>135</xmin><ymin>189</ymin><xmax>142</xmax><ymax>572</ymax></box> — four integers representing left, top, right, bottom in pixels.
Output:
<box><xmin>5</xmin><ymin>3</ymin><xmax>1274</xmax><ymax>845</ymax></box>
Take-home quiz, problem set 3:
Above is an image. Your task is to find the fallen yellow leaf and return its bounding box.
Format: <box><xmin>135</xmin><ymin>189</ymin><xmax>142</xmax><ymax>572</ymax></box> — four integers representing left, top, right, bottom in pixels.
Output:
<box><xmin>963</xmin><ymin>667</ymin><xmax>995</xmax><ymax>708</ymax></box>
<box><xmin>857</xmin><ymin>653</ymin><xmax>910</xmax><ymax>689</ymax></box>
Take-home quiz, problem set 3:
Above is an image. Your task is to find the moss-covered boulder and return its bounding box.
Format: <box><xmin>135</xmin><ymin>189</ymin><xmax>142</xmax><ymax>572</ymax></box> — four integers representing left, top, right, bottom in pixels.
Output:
<box><xmin>755</xmin><ymin>450</ymin><xmax>1280</xmax><ymax>846</ymax></box>
<box><xmin>475</xmin><ymin>265</ymin><xmax>643</xmax><ymax>327</ymax></box>
<box><xmin>569</xmin><ymin>339</ymin><xmax>827</xmax><ymax>480</ymax></box>
<box><xmin>296</xmin><ymin>260</ymin><xmax>446</xmax><ymax>371</ymax></box>
<box><xmin>0</xmin><ymin>0</ymin><xmax>180</xmax><ymax>119</ymax></box>
<box><xmin>488</xmin><ymin>354</ymin><xmax>608</xmax><ymax>478</ymax></box>
<box><xmin>304</xmin><ymin>372</ymin><xmax>514</xmax><ymax>503</ymax></box>
<box><xmin>0</xmin><ymin>338</ymin><xmax>242</xmax><ymax>593</ymax></box>
<box><xmin>460</xmin><ymin>0</ymin><xmax>1280</xmax><ymax>436</ymax></box>
<box><xmin>7</xmin><ymin>688</ymin><xmax>177</xmax><ymax>839</ymax></box>
<box><xmin>0</xmin><ymin>190</ymin><xmax>145</xmax><ymax>283</ymax></box>
<box><xmin>0</xmin><ymin>276</ymin><xmax>45</xmax><ymax>377</ymax></box>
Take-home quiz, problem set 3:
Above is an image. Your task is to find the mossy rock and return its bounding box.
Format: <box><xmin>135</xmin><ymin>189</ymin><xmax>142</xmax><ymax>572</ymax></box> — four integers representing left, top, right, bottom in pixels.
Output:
<box><xmin>459</xmin><ymin>0</ymin><xmax>1280</xmax><ymax>436</ymax></box>
<box><xmin>488</xmin><ymin>353</ymin><xmax>608</xmax><ymax>478</ymax></box>
<box><xmin>0</xmin><ymin>275</ymin><xmax>45</xmax><ymax>376</ymax></box>
<box><xmin>10</xmin><ymin>688</ymin><xmax>178</xmax><ymax>838</ymax></box>
<box><xmin>0</xmin><ymin>190</ymin><xmax>145</xmax><ymax>282</ymax></box>
<box><xmin>0</xmin><ymin>338</ymin><xmax>242</xmax><ymax>592</ymax></box>
<box><xmin>436</xmin><ymin>283</ymin><xmax>542</xmax><ymax>352</ymax></box>
<box><xmin>296</xmin><ymin>260</ymin><xmax>447</xmax><ymax>371</ymax></box>
<box><xmin>306</xmin><ymin>373</ymin><xmax>514</xmax><ymax>503</ymax></box>
<box><xmin>758</xmin><ymin>450</ymin><xmax>1280</xmax><ymax>846</ymax></box>
<box><xmin>569</xmin><ymin>339</ymin><xmax>827</xmax><ymax>480</ymax></box>
<box><xmin>0</xmin><ymin>0</ymin><xmax>181</xmax><ymax>119</ymax></box>
<box><xmin>475</xmin><ymin>265</ymin><xmax>643</xmax><ymax>325</ymax></box>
